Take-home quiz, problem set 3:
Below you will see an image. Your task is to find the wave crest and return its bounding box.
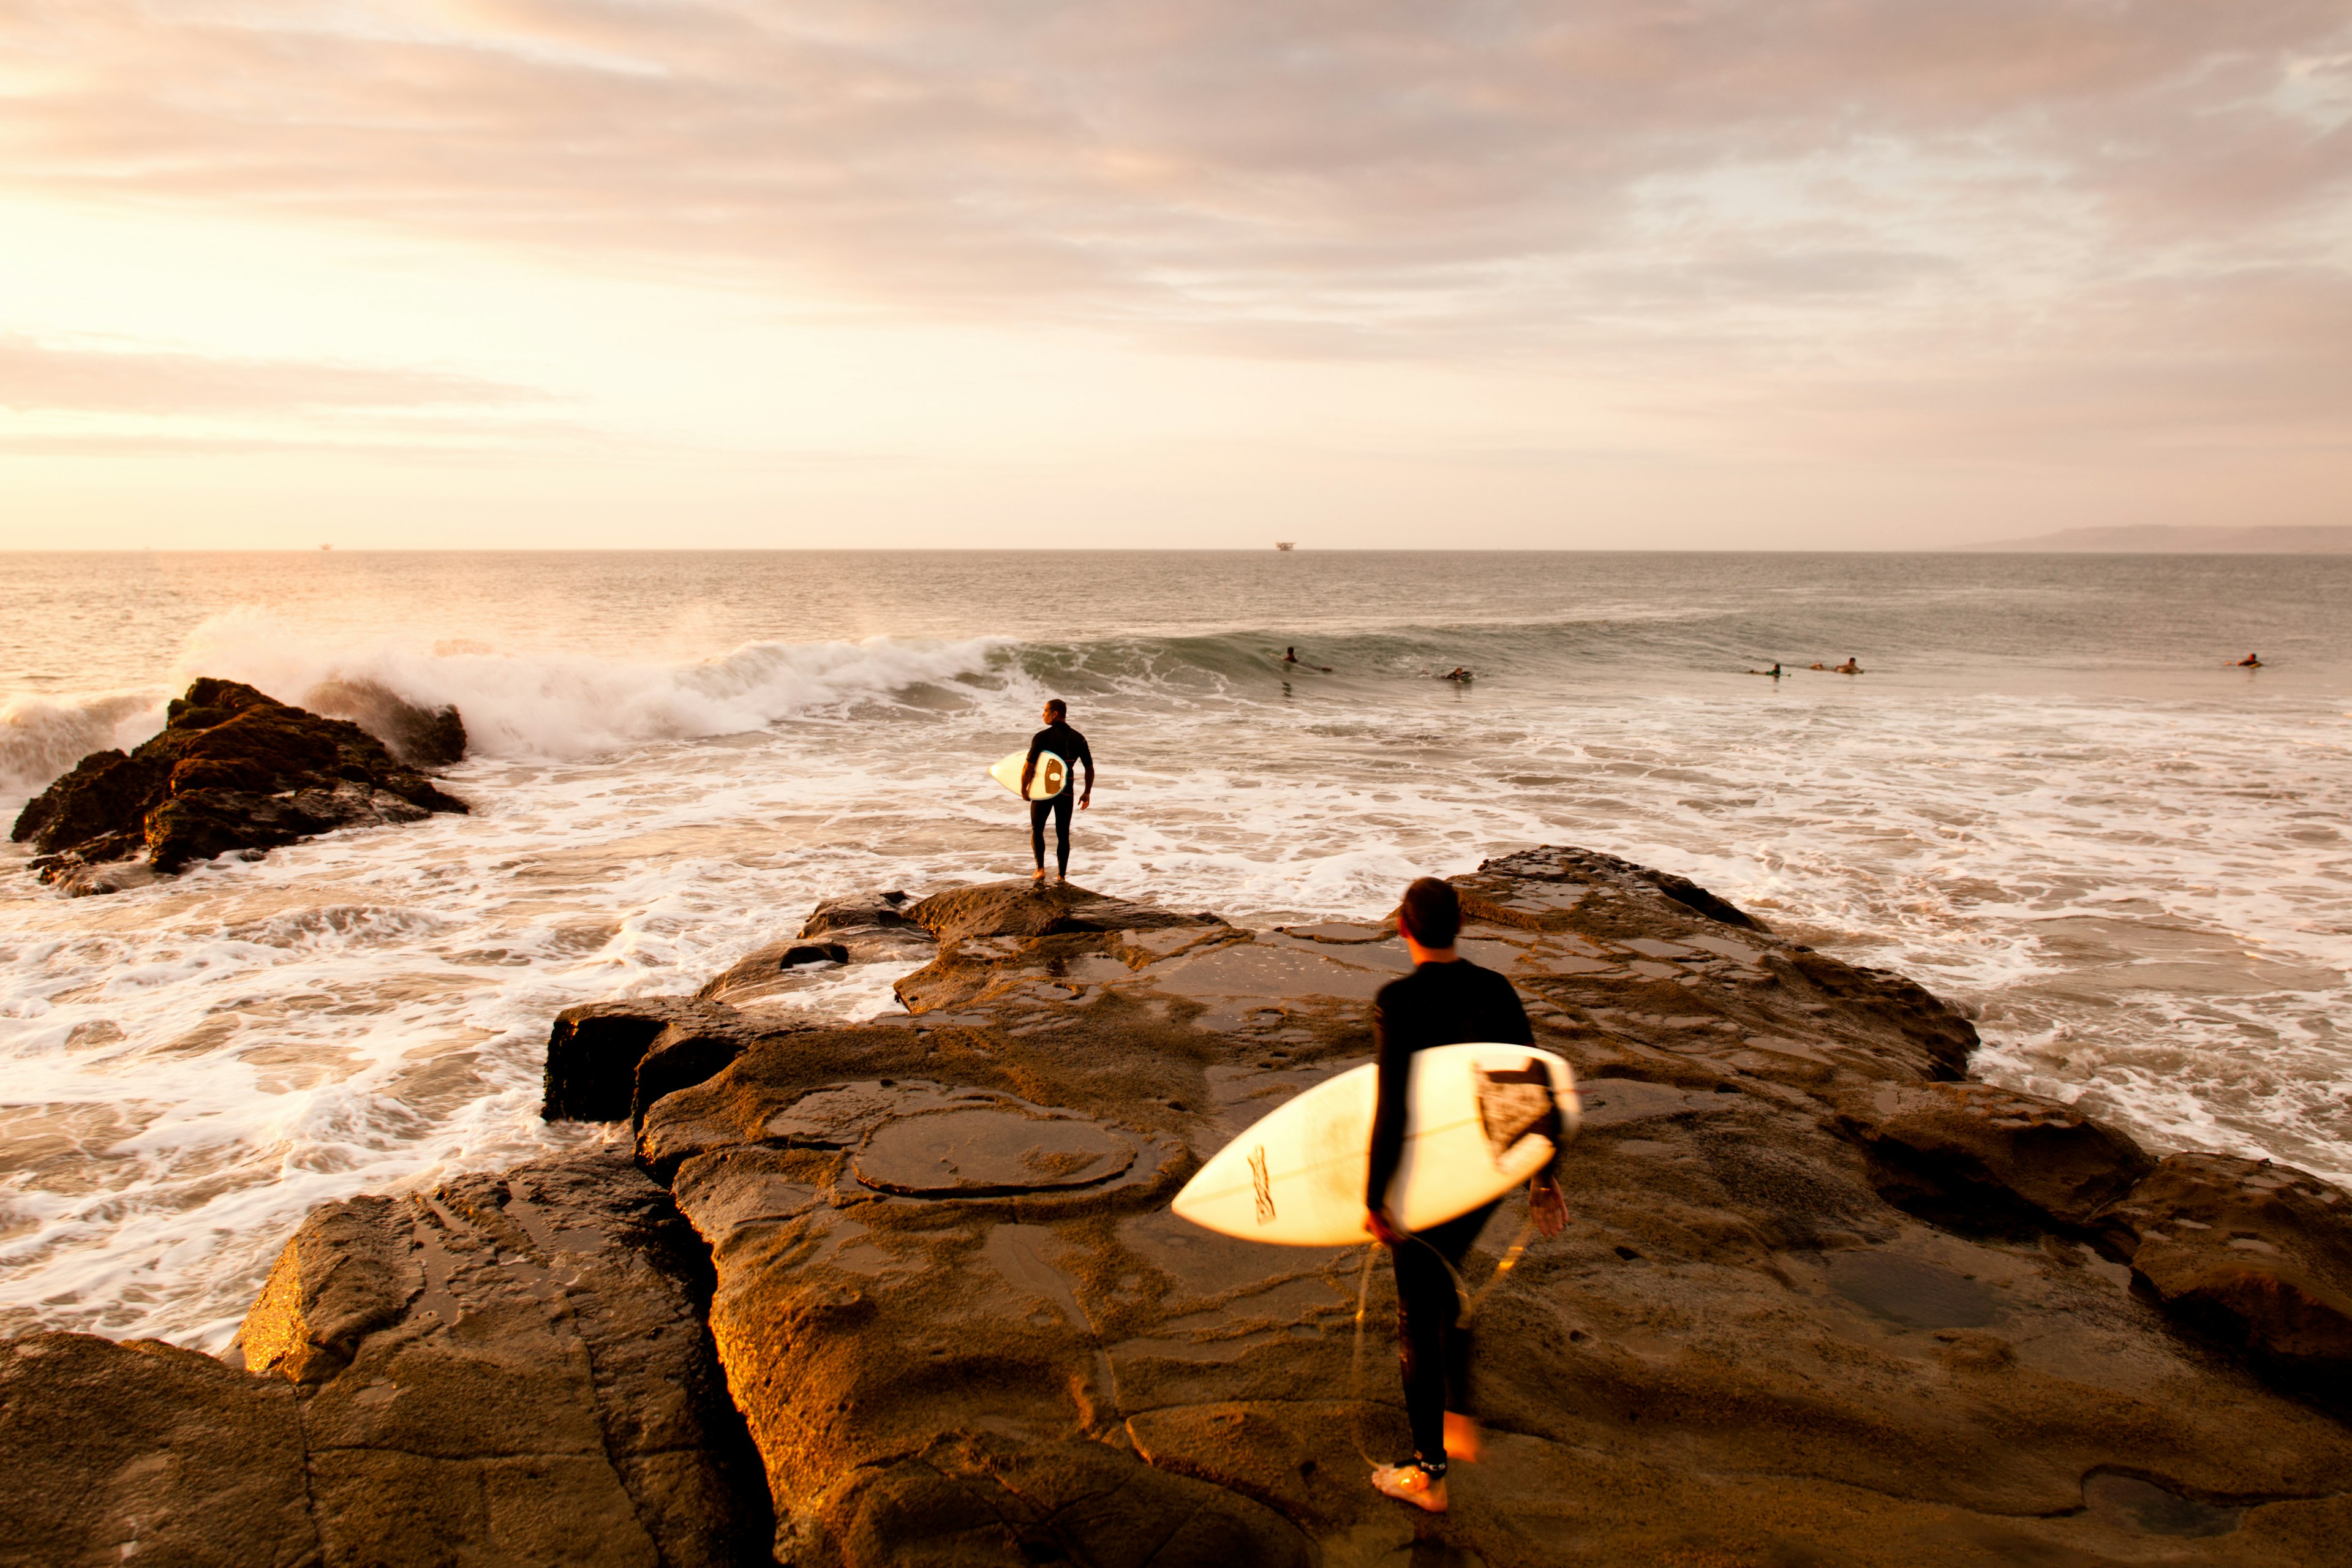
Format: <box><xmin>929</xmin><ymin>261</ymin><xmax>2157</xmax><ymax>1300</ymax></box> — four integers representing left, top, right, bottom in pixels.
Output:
<box><xmin>168</xmin><ymin>611</ymin><xmax>1009</xmax><ymax>764</ymax></box>
<box><xmin>0</xmin><ymin>690</ymin><xmax>166</xmax><ymax>803</ymax></box>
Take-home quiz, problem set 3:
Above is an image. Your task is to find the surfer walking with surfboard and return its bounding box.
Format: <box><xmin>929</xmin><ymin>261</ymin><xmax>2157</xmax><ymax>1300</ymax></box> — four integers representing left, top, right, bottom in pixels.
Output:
<box><xmin>1365</xmin><ymin>876</ymin><xmax>1570</xmax><ymax>1513</ymax></box>
<box><xmin>1020</xmin><ymin>699</ymin><xmax>1094</xmax><ymax>883</ymax></box>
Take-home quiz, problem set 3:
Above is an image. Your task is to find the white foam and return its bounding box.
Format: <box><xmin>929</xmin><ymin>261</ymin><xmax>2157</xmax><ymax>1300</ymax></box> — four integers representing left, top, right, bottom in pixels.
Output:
<box><xmin>1</xmin><ymin>613</ymin><xmax>2347</xmax><ymax>1356</ymax></box>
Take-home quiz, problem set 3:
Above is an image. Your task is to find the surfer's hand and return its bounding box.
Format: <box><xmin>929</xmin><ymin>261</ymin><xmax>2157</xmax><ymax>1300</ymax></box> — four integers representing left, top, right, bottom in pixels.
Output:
<box><xmin>1365</xmin><ymin>1207</ymin><xmax>1403</xmax><ymax>1248</ymax></box>
<box><xmin>1529</xmin><ymin>1177</ymin><xmax>1568</xmax><ymax>1238</ymax></box>
<box><xmin>1079</xmin><ymin>794</ymin><xmax>1091</xmax><ymax>810</ymax></box>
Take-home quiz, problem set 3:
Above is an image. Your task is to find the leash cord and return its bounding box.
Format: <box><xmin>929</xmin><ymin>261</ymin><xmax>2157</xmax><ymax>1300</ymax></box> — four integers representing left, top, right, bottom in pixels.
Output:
<box><xmin>1345</xmin><ymin>1214</ymin><xmax>1540</xmax><ymax>1472</ymax></box>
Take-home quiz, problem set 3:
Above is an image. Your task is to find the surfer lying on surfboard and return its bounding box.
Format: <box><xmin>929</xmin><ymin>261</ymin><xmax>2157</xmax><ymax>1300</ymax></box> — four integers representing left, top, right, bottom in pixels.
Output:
<box><xmin>1020</xmin><ymin>699</ymin><xmax>1093</xmax><ymax>883</ymax></box>
<box><xmin>1365</xmin><ymin>876</ymin><xmax>1569</xmax><ymax>1514</ymax></box>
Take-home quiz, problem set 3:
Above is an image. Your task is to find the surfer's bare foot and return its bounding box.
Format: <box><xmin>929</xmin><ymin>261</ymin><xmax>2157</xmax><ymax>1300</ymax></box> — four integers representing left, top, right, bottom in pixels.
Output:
<box><xmin>1444</xmin><ymin>1412</ymin><xmax>1483</xmax><ymax>1464</ymax></box>
<box><xmin>1031</xmin><ymin>867</ymin><xmax>1047</xmax><ymax>882</ymax></box>
<box><xmin>1371</xmin><ymin>1463</ymin><xmax>1447</xmax><ymax>1513</ymax></box>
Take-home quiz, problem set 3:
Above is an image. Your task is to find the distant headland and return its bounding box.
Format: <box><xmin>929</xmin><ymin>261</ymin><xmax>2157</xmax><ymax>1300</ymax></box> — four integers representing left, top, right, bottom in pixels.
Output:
<box><xmin>1958</xmin><ymin>524</ymin><xmax>2352</xmax><ymax>553</ymax></box>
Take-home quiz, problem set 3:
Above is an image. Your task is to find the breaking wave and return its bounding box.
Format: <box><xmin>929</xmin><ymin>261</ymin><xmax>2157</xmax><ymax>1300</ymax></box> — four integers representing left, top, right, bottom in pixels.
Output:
<box><xmin>170</xmin><ymin>609</ymin><xmax>1019</xmax><ymax>764</ymax></box>
<box><xmin>0</xmin><ymin>690</ymin><xmax>167</xmax><ymax>802</ymax></box>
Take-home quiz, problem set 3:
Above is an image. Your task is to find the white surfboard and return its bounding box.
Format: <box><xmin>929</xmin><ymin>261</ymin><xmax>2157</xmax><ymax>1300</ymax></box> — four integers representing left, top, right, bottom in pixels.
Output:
<box><xmin>1172</xmin><ymin>1044</ymin><xmax>1579</xmax><ymax>1246</ymax></box>
<box><xmin>989</xmin><ymin>748</ymin><xmax>1066</xmax><ymax>801</ymax></box>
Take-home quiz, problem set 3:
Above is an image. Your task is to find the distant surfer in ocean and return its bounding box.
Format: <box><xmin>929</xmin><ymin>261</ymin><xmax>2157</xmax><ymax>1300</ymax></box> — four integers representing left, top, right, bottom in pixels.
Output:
<box><xmin>1833</xmin><ymin>657</ymin><xmax>1863</xmax><ymax>674</ymax></box>
<box><xmin>2237</xmin><ymin>652</ymin><xmax>2263</xmax><ymax>668</ymax></box>
<box><xmin>1441</xmin><ymin>666</ymin><xmax>1472</xmax><ymax>683</ymax></box>
<box><xmin>1281</xmin><ymin>646</ymin><xmax>1333</xmax><ymax>672</ymax></box>
<box><xmin>1020</xmin><ymin>699</ymin><xmax>1093</xmax><ymax>883</ymax></box>
<box><xmin>1747</xmin><ymin>663</ymin><xmax>1784</xmax><ymax>677</ymax></box>
<box><xmin>1364</xmin><ymin>876</ymin><xmax>1568</xmax><ymax>1513</ymax></box>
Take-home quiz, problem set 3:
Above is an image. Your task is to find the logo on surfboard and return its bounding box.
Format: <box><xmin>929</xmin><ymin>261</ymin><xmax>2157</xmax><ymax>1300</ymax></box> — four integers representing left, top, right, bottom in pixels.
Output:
<box><xmin>1472</xmin><ymin>1057</ymin><xmax>1560</xmax><ymax>1169</ymax></box>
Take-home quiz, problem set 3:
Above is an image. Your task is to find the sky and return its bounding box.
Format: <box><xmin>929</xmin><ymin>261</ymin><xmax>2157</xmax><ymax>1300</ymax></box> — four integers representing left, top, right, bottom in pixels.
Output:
<box><xmin>1</xmin><ymin>1</ymin><xmax>2348</xmax><ymax>549</ymax></box>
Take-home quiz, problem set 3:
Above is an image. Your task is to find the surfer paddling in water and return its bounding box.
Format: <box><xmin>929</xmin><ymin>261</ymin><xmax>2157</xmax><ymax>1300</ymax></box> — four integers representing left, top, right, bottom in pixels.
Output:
<box><xmin>1365</xmin><ymin>877</ymin><xmax>1569</xmax><ymax>1513</ymax></box>
<box><xmin>1020</xmin><ymin>699</ymin><xmax>1094</xmax><ymax>883</ymax></box>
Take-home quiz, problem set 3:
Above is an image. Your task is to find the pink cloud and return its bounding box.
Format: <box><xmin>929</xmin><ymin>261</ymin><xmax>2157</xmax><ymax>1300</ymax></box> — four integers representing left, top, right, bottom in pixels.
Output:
<box><xmin>1</xmin><ymin>1</ymin><xmax>2346</xmax><ymax>448</ymax></box>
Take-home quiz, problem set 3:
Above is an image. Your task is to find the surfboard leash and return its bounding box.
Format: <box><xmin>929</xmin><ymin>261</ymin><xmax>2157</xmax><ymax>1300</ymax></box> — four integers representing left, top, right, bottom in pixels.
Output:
<box><xmin>1344</xmin><ymin>1213</ymin><xmax>1542</xmax><ymax>1473</ymax></box>
<box><xmin>1454</xmin><ymin>1214</ymin><xmax>1540</xmax><ymax>1325</ymax></box>
<box><xmin>1348</xmin><ymin>1242</ymin><xmax>1382</xmax><ymax>1471</ymax></box>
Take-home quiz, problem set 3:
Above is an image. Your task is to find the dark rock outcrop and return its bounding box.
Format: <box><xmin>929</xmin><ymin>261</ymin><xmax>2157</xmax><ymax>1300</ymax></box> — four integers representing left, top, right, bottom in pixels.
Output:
<box><xmin>541</xmin><ymin>998</ymin><xmax>763</xmax><ymax>1123</ymax></box>
<box><xmin>229</xmin><ymin>1148</ymin><xmax>767</xmax><ymax>1567</ymax></box>
<box><xmin>10</xmin><ymin>678</ymin><xmax>467</xmax><ymax>894</ymax></box>
<box><xmin>2096</xmin><ymin>1152</ymin><xmax>2352</xmax><ymax>1409</ymax></box>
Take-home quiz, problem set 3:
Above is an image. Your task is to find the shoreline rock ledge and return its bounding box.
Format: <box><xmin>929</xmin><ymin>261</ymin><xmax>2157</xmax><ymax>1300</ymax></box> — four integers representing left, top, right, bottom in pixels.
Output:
<box><xmin>9</xmin><ymin>678</ymin><xmax>467</xmax><ymax>895</ymax></box>
<box><xmin>9</xmin><ymin>846</ymin><xmax>2352</xmax><ymax>1567</ymax></box>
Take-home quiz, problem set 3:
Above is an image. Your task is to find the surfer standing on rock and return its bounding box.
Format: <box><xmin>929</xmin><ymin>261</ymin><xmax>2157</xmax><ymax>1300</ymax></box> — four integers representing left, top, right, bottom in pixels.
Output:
<box><xmin>1365</xmin><ymin>877</ymin><xmax>1569</xmax><ymax>1513</ymax></box>
<box><xmin>1020</xmin><ymin>699</ymin><xmax>1094</xmax><ymax>883</ymax></box>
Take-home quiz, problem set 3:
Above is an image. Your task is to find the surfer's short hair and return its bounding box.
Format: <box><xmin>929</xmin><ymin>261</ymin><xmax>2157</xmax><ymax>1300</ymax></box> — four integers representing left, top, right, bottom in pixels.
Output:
<box><xmin>1396</xmin><ymin>876</ymin><xmax>1460</xmax><ymax>946</ymax></box>
<box><xmin>1044</xmin><ymin>698</ymin><xmax>1067</xmax><ymax>718</ymax></box>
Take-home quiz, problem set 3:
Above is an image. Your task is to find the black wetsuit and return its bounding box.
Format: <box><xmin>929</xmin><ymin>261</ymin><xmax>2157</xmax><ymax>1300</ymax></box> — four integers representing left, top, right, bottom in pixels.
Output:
<box><xmin>1023</xmin><ymin>721</ymin><xmax>1093</xmax><ymax>875</ymax></box>
<box><xmin>1365</xmin><ymin>957</ymin><xmax>1535</xmax><ymax>1476</ymax></box>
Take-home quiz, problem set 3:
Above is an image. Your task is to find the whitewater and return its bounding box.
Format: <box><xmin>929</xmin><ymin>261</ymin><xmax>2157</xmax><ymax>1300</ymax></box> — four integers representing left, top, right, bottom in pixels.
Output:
<box><xmin>2</xmin><ymin>549</ymin><xmax>2347</xmax><ymax>1350</ymax></box>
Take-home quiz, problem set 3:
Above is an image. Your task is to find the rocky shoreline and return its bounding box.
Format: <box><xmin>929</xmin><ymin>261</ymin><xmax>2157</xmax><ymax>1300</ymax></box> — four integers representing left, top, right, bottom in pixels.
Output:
<box><xmin>6</xmin><ymin>847</ymin><xmax>2351</xmax><ymax>1566</ymax></box>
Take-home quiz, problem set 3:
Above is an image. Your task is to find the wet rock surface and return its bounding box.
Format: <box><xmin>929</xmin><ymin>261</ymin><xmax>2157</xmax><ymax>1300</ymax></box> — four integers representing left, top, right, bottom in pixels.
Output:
<box><xmin>0</xmin><ymin>1331</ymin><xmax>314</xmax><ymax>1568</ymax></box>
<box><xmin>617</xmin><ymin>860</ymin><xmax>2352</xmax><ymax>1564</ymax></box>
<box><xmin>9</xmin><ymin>678</ymin><xmax>467</xmax><ymax>894</ymax></box>
<box><xmin>905</xmin><ymin>878</ymin><xmax>1225</xmax><ymax>945</ymax></box>
<box><xmin>696</xmin><ymin>892</ymin><xmax>938</xmax><ymax>1015</ymax></box>
<box><xmin>15</xmin><ymin>849</ymin><xmax>2352</xmax><ymax>1567</ymax></box>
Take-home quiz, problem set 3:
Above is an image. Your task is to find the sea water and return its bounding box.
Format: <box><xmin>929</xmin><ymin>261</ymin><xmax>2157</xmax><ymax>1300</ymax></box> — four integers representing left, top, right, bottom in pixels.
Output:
<box><xmin>1</xmin><ymin>549</ymin><xmax>2346</xmax><ymax>1349</ymax></box>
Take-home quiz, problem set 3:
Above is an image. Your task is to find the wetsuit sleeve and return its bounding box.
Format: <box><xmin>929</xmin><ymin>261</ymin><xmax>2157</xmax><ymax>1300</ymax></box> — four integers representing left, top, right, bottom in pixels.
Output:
<box><xmin>1074</xmin><ymin>731</ymin><xmax>1095</xmax><ymax>790</ymax></box>
<box><xmin>1365</xmin><ymin>984</ymin><xmax>1412</xmax><ymax>1213</ymax></box>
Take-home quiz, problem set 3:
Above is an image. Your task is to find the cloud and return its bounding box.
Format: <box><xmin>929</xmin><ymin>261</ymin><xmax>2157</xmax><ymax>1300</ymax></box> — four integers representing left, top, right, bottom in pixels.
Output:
<box><xmin>0</xmin><ymin>334</ymin><xmax>548</xmax><ymax>415</ymax></box>
<box><xmin>1</xmin><ymin>0</ymin><xmax>2348</xmax><ymax>450</ymax></box>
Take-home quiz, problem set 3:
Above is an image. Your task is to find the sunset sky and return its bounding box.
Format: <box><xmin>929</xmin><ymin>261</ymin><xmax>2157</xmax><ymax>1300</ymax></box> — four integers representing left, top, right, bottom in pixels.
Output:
<box><xmin>2</xmin><ymin>1</ymin><xmax>2348</xmax><ymax>549</ymax></box>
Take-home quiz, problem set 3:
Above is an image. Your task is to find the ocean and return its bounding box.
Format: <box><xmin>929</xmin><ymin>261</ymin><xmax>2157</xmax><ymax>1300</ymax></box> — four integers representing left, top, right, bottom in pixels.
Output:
<box><xmin>1</xmin><ymin>549</ymin><xmax>2346</xmax><ymax>1350</ymax></box>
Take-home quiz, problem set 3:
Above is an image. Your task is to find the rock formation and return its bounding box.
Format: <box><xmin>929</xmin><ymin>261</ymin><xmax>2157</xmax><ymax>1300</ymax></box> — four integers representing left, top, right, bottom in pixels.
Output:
<box><xmin>1</xmin><ymin>1150</ymin><xmax>771</xmax><ymax>1568</ymax></box>
<box><xmin>10</xmin><ymin>846</ymin><xmax>2352</xmax><ymax>1567</ymax></box>
<box><xmin>9</xmin><ymin>678</ymin><xmax>467</xmax><ymax>895</ymax></box>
